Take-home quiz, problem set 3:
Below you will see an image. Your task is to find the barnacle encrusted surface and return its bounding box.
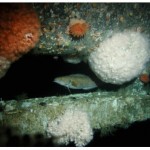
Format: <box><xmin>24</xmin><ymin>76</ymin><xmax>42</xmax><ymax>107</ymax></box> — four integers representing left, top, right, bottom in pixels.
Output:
<box><xmin>33</xmin><ymin>3</ymin><xmax>150</xmax><ymax>58</ymax></box>
<box><xmin>1</xmin><ymin>89</ymin><xmax>150</xmax><ymax>136</ymax></box>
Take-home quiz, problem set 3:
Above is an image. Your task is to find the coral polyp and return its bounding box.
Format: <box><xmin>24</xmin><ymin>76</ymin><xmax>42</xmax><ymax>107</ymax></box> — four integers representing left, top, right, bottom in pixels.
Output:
<box><xmin>139</xmin><ymin>74</ymin><xmax>150</xmax><ymax>84</ymax></box>
<box><xmin>68</xmin><ymin>19</ymin><xmax>89</xmax><ymax>38</ymax></box>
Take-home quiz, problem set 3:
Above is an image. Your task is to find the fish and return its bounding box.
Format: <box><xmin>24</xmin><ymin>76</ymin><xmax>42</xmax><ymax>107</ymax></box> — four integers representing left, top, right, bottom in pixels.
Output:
<box><xmin>63</xmin><ymin>54</ymin><xmax>82</xmax><ymax>64</ymax></box>
<box><xmin>53</xmin><ymin>74</ymin><xmax>97</xmax><ymax>90</ymax></box>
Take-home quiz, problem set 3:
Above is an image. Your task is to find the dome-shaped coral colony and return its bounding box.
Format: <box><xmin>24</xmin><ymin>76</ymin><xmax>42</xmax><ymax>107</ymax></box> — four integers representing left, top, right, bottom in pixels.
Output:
<box><xmin>0</xmin><ymin>4</ymin><xmax>41</xmax><ymax>62</ymax></box>
<box><xmin>88</xmin><ymin>31</ymin><xmax>150</xmax><ymax>85</ymax></box>
<box><xmin>68</xmin><ymin>19</ymin><xmax>89</xmax><ymax>38</ymax></box>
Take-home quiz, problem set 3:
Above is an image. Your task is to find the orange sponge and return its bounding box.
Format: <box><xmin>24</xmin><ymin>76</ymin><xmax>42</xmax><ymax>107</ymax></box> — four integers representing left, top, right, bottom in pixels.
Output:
<box><xmin>0</xmin><ymin>4</ymin><xmax>41</xmax><ymax>62</ymax></box>
<box><xmin>139</xmin><ymin>73</ymin><xmax>150</xmax><ymax>84</ymax></box>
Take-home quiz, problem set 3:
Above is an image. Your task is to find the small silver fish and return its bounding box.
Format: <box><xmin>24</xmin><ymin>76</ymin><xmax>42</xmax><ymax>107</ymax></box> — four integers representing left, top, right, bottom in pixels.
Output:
<box><xmin>54</xmin><ymin>74</ymin><xmax>97</xmax><ymax>90</ymax></box>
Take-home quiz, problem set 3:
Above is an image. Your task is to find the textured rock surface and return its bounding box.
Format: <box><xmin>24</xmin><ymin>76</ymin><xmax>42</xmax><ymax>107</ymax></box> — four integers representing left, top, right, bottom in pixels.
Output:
<box><xmin>33</xmin><ymin>3</ymin><xmax>150</xmax><ymax>60</ymax></box>
<box><xmin>0</xmin><ymin>91</ymin><xmax>150</xmax><ymax>137</ymax></box>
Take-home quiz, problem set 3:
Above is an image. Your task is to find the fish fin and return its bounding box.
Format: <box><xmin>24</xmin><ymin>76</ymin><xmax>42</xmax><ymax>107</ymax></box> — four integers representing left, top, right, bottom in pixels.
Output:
<box><xmin>66</xmin><ymin>81</ymin><xmax>71</xmax><ymax>94</ymax></box>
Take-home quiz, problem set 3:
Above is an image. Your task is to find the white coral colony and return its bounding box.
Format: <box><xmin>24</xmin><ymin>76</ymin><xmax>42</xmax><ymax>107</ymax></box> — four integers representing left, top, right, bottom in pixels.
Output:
<box><xmin>47</xmin><ymin>109</ymin><xmax>93</xmax><ymax>147</ymax></box>
<box><xmin>88</xmin><ymin>31</ymin><xmax>150</xmax><ymax>85</ymax></box>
